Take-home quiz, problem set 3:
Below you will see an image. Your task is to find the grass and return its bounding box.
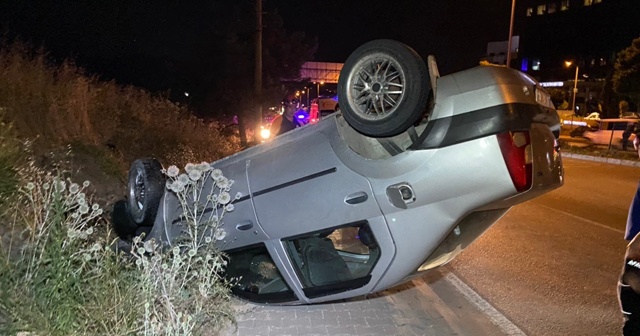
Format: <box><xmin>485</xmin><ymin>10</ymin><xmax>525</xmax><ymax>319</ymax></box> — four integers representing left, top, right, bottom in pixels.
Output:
<box><xmin>0</xmin><ymin>162</ymin><xmax>237</xmax><ymax>335</ymax></box>
<box><xmin>0</xmin><ymin>41</ymin><xmax>239</xmax><ymax>335</ymax></box>
<box><xmin>0</xmin><ymin>167</ymin><xmax>140</xmax><ymax>335</ymax></box>
<box><xmin>0</xmin><ymin>40</ymin><xmax>241</xmax><ymax>172</ymax></box>
<box><xmin>0</xmin><ymin>112</ymin><xmax>22</xmax><ymax>208</ymax></box>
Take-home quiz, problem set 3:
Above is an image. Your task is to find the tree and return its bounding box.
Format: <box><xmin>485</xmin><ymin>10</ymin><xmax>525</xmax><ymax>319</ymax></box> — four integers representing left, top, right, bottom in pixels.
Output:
<box><xmin>620</xmin><ymin>100</ymin><xmax>630</xmax><ymax>117</ymax></box>
<box><xmin>613</xmin><ymin>36</ymin><xmax>640</xmax><ymax>112</ymax></box>
<box><xmin>151</xmin><ymin>1</ymin><xmax>316</xmax><ymax>146</ymax></box>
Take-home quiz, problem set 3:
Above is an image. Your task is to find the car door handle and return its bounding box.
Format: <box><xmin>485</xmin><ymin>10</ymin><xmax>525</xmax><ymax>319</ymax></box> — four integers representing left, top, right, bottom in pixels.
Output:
<box><xmin>345</xmin><ymin>191</ymin><xmax>368</xmax><ymax>204</ymax></box>
<box><xmin>235</xmin><ymin>220</ymin><xmax>254</xmax><ymax>231</ymax></box>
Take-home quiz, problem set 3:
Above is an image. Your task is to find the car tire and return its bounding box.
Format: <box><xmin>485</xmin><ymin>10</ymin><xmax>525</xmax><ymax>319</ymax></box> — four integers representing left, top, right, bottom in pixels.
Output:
<box><xmin>111</xmin><ymin>199</ymin><xmax>138</xmax><ymax>241</ymax></box>
<box><xmin>338</xmin><ymin>39</ymin><xmax>430</xmax><ymax>137</ymax></box>
<box><xmin>127</xmin><ymin>158</ymin><xmax>165</xmax><ymax>227</ymax></box>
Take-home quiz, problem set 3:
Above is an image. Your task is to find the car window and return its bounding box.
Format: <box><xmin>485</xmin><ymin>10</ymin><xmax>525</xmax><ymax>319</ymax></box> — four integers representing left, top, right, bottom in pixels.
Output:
<box><xmin>613</xmin><ymin>122</ymin><xmax>630</xmax><ymax>131</ymax></box>
<box><xmin>602</xmin><ymin>121</ymin><xmax>633</xmax><ymax>131</ymax></box>
<box><xmin>284</xmin><ymin>223</ymin><xmax>380</xmax><ymax>298</ymax></box>
<box><xmin>224</xmin><ymin>244</ymin><xmax>296</xmax><ymax>303</ymax></box>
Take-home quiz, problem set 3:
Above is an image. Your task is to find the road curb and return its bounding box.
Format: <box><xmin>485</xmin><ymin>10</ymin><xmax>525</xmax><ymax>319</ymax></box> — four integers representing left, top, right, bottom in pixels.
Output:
<box><xmin>562</xmin><ymin>152</ymin><xmax>640</xmax><ymax>167</ymax></box>
<box><xmin>444</xmin><ymin>272</ymin><xmax>527</xmax><ymax>336</ymax></box>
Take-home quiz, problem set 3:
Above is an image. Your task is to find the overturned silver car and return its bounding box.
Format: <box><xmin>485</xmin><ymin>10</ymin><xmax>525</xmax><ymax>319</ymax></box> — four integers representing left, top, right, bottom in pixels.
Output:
<box><xmin>112</xmin><ymin>40</ymin><xmax>563</xmax><ymax>304</ymax></box>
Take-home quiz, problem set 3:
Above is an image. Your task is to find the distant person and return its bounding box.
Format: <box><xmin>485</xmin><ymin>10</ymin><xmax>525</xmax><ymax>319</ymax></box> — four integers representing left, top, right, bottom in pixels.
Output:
<box><xmin>270</xmin><ymin>94</ymin><xmax>304</xmax><ymax>136</ymax></box>
<box><xmin>618</xmin><ymin>181</ymin><xmax>640</xmax><ymax>335</ymax></box>
<box><xmin>622</xmin><ymin>122</ymin><xmax>640</xmax><ymax>151</ymax></box>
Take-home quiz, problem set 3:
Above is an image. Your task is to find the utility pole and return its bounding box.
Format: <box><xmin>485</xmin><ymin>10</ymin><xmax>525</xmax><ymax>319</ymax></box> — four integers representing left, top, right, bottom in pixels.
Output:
<box><xmin>254</xmin><ymin>0</ymin><xmax>263</xmax><ymax>145</ymax></box>
<box><xmin>506</xmin><ymin>0</ymin><xmax>516</xmax><ymax>67</ymax></box>
<box><xmin>571</xmin><ymin>65</ymin><xmax>579</xmax><ymax>113</ymax></box>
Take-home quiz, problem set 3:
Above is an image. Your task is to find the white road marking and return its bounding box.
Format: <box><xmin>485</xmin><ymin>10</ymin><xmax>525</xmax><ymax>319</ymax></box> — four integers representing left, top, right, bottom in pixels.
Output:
<box><xmin>537</xmin><ymin>203</ymin><xmax>624</xmax><ymax>234</ymax></box>
<box><xmin>444</xmin><ymin>272</ymin><xmax>527</xmax><ymax>336</ymax></box>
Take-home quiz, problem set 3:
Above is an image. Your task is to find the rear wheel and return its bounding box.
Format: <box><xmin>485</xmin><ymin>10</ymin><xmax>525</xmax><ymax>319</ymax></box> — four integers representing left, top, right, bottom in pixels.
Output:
<box><xmin>338</xmin><ymin>39</ymin><xmax>430</xmax><ymax>137</ymax></box>
<box><xmin>127</xmin><ymin>158</ymin><xmax>165</xmax><ymax>227</ymax></box>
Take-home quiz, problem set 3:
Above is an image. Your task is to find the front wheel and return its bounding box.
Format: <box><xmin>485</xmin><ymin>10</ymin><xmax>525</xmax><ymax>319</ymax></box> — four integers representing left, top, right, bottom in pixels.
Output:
<box><xmin>338</xmin><ymin>39</ymin><xmax>431</xmax><ymax>137</ymax></box>
<box><xmin>127</xmin><ymin>158</ymin><xmax>165</xmax><ymax>227</ymax></box>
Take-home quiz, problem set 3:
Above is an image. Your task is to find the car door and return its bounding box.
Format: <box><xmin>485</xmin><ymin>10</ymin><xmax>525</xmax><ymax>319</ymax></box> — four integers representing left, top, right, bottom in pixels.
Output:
<box><xmin>246</xmin><ymin>121</ymin><xmax>394</xmax><ymax>302</ymax></box>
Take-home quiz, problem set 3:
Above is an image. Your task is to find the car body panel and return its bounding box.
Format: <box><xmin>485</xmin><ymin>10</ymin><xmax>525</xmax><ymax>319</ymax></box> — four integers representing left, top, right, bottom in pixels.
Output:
<box><xmin>247</xmin><ymin>130</ymin><xmax>382</xmax><ymax>239</ymax></box>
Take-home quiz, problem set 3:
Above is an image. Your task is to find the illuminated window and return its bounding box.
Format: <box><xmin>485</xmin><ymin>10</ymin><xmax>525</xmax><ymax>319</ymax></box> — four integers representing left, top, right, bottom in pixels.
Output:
<box><xmin>521</xmin><ymin>58</ymin><xmax>529</xmax><ymax>72</ymax></box>
<box><xmin>537</xmin><ymin>4</ymin><xmax>546</xmax><ymax>15</ymax></box>
<box><xmin>594</xmin><ymin>0</ymin><xmax>602</xmax><ymax>3</ymax></box>
<box><xmin>561</xmin><ymin>0</ymin><xmax>570</xmax><ymax>10</ymax></box>
<box><xmin>526</xmin><ymin>7</ymin><xmax>533</xmax><ymax>16</ymax></box>
<box><xmin>584</xmin><ymin>0</ymin><xmax>593</xmax><ymax>6</ymax></box>
<box><xmin>532</xmin><ymin>59</ymin><xmax>541</xmax><ymax>71</ymax></box>
<box><xmin>548</xmin><ymin>3</ymin><xmax>557</xmax><ymax>13</ymax></box>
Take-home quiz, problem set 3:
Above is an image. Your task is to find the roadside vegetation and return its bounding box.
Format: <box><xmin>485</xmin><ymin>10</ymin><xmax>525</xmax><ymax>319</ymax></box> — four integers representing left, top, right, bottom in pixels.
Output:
<box><xmin>0</xmin><ymin>41</ymin><xmax>239</xmax><ymax>335</ymax></box>
<box><xmin>0</xmin><ymin>41</ymin><xmax>241</xmax><ymax>173</ymax></box>
<box><xmin>0</xmin><ymin>157</ymin><xmax>237</xmax><ymax>335</ymax></box>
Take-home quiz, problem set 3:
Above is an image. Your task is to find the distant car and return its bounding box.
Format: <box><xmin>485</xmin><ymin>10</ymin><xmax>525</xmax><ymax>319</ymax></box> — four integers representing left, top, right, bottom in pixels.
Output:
<box><xmin>113</xmin><ymin>39</ymin><xmax>563</xmax><ymax>304</ymax></box>
<box><xmin>585</xmin><ymin>112</ymin><xmax>600</xmax><ymax>120</ymax></box>
<box><xmin>583</xmin><ymin>118</ymin><xmax>639</xmax><ymax>149</ymax></box>
<box><xmin>317</xmin><ymin>95</ymin><xmax>340</xmax><ymax>116</ymax></box>
<box><xmin>560</xmin><ymin>112</ymin><xmax>600</xmax><ymax>133</ymax></box>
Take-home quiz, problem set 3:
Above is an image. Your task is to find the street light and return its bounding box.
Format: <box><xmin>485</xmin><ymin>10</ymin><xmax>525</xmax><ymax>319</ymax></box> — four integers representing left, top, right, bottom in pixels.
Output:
<box><xmin>565</xmin><ymin>61</ymin><xmax>579</xmax><ymax>113</ymax></box>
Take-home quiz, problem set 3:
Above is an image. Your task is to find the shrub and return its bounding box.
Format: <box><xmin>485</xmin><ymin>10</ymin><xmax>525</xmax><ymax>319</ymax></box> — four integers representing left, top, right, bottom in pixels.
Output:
<box><xmin>0</xmin><ymin>172</ymin><xmax>141</xmax><ymax>336</ymax></box>
<box><xmin>131</xmin><ymin>162</ymin><xmax>237</xmax><ymax>335</ymax></box>
<box><xmin>0</xmin><ymin>108</ymin><xmax>23</xmax><ymax>208</ymax></box>
<box><xmin>0</xmin><ymin>162</ymin><xmax>237</xmax><ymax>335</ymax></box>
<box><xmin>0</xmin><ymin>40</ymin><xmax>241</xmax><ymax>174</ymax></box>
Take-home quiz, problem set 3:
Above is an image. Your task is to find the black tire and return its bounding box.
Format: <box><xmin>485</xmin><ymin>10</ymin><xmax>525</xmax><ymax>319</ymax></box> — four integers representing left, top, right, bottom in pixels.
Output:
<box><xmin>338</xmin><ymin>39</ymin><xmax>430</xmax><ymax>137</ymax></box>
<box><xmin>127</xmin><ymin>158</ymin><xmax>165</xmax><ymax>227</ymax></box>
<box><xmin>111</xmin><ymin>199</ymin><xmax>138</xmax><ymax>241</ymax></box>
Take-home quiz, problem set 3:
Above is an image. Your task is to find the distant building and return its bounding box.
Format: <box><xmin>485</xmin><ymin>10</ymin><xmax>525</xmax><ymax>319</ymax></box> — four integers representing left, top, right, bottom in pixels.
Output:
<box><xmin>514</xmin><ymin>0</ymin><xmax>639</xmax><ymax>82</ymax></box>
<box><xmin>506</xmin><ymin>0</ymin><xmax>640</xmax><ymax>115</ymax></box>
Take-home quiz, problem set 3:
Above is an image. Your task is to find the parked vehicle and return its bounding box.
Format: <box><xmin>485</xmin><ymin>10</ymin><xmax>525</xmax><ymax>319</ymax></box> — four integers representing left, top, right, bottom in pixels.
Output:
<box><xmin>112</xmin><ymin>39</ymin><xmax>563</xmax><ymax>304</ymax></box>
<box><xmin>318</xmin><ymin>95</ymin><xmax>340</xmax><ymax>116</ymax></box>
<box><xmin>582</xmin><ymin>118</ymin><xmax>640</xmax><ymax>148</ymax></box>
<box><xmin>560</xmin><ymin>112</ymin><xmax>600</xmax><ymax>135</ymax></box>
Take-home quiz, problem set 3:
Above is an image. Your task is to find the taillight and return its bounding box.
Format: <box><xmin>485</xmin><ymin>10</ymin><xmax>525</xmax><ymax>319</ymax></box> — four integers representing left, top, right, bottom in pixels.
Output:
<box><xmin>497</xmin><ymin>131</ymin><xmax>532</xmax><ymax>192</ymax></box>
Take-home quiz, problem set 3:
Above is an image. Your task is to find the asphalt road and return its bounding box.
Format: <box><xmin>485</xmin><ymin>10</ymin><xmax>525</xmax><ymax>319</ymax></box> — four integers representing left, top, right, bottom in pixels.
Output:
<box><xmin>448</xmin><ymin>157</ymin><xmax>640</xmax><ymax>336</ymax></box>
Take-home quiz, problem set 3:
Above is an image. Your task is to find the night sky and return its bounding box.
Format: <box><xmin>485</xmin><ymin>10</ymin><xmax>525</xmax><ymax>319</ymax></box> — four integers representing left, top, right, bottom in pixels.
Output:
<box><xmin>0</xmin><ymin>0</ymin><xmax>513</xmax><ymax>74</ymax></box>
<box><xmin>0</xmin><ymin>0</ymin><xmax>515</xmax><ymax>111</ymax></box>
<box><xmin>270</xmin><ymin>0</ymin><xmax>514</xmax><ymax>74</ymax></box>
